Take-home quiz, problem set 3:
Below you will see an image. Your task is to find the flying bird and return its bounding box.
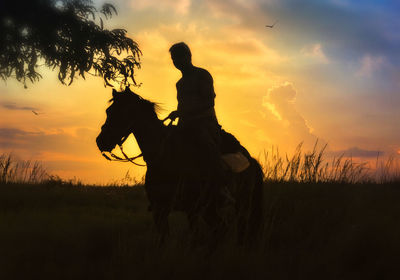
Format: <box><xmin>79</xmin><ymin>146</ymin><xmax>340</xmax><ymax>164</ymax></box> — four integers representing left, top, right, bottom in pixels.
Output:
<box><xmin>266</xmin><ymin>20</ymin><xmax>278</xmax><ymax>28</ymax></box>
<box><xmin>32</xmin><ymin>110</ymin><xmax>39</xmax><ymax>115</ymax></box>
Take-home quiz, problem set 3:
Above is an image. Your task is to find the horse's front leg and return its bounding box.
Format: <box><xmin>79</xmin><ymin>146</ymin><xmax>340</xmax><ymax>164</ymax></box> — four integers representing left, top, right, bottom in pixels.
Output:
<box><xmin>152</xmin><ymin>204</ymin><xmax>170</xmax><ymax>245</ymax></box>
<box><xmin>145</xmin><ymin>177</ymin><xmax>173</xmax><ymax>245</ymax></box>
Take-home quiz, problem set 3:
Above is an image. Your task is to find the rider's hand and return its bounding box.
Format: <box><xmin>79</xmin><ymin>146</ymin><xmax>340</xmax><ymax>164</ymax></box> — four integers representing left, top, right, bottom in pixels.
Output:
<box><xmin>166</xmin><ymin>110</ymin><xmax>179</xmax><ymax>122</ymax></box>
<box><xmin>163</xmin><ymin>111</ymin><xmax>179</xmax><ymax>123</ymax></box>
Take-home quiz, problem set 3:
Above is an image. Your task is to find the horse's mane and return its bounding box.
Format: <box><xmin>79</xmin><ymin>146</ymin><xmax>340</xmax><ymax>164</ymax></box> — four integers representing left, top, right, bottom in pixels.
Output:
<box><xmin>109</xmin><ymin>87</ymin><xmax>163</xmax><ymax>116</ymax></box>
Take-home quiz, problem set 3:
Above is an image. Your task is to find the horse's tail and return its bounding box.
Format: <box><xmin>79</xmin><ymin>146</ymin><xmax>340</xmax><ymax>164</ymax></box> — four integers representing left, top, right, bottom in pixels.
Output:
<box><xmin>248</xmin><ymin>158</ymin><xmax>264</xmax><ymax>239</ymax></box>
<box><xmin>235</xmin><ymin>156</ymin><xmax>264</xmax><ymax>245</ymax></box>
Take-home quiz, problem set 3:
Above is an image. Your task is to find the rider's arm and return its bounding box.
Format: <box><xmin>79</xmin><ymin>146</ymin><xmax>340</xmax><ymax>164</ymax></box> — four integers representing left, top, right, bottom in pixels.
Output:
<box><xmin>196</xmin><ymin>70</ymin><xmax>216</xmax><ymax>113</ymax></box>
<box><xmin>173</xmin><ymin>69</ymin><xmax>216</xmax><ymax>119</ymax></box>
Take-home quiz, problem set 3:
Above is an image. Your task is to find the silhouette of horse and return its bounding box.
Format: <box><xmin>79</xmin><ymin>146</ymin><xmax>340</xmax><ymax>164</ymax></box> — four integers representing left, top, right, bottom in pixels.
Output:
<box><xmin>96</xmin><ymin>88</ymin><xmax>264</xmax><ymax>244</ymax></box>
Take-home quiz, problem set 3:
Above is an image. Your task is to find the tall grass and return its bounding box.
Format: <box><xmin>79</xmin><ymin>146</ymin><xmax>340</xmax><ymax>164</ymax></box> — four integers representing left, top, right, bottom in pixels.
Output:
<box><xmin>1</xmin><ymin>181</ymin><xmax>399</xmax><ymax>280</ymax></box>
<box><xmin>107</xmin><ymin>170</ymin><xmax>145</xmax><ymax>187</ymax></box>
<box><xmin>2</xmin><ymin>142</ymin><xmax>398</xmax><ymax>185</ymax></box>
<box><xmin>374</xmin><ymin>154</ymin><xmax>400</xmax><ymax>183</ymax></box>
<box><xmin>0</xmin><ymin>153</ymin><xmax>48</xmax><ymax>184</ymax></box>
<box><xmin>1</xmin><ymin>146</ymin><xmax>400</xmax><ymax>279</ymax></box>
<box><xmin>261</xmin><ymin>142</ymin><xmax>399</xmax><ymax>184</ymax></box>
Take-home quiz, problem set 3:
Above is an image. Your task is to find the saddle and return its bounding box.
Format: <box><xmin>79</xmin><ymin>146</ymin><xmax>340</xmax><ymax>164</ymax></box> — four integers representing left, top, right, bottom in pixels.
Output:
<box><xmin>162</xmin><ymin>126</ymin><xmax>250</xmax><ymax>173</ymax></box>
<box><xmin>220</xmin><ymin>129</ymin><xmax>250</xmax><ymax>173</ymax></box>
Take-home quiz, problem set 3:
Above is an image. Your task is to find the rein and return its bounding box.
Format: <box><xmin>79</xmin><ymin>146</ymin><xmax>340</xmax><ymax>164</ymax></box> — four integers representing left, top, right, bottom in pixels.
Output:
<box><xmin>102</xmin><ymin>146</ymin><xmax>145</xmax><ymax>167</ymax></box>
<box><xmin>101</xmin><ymin>134</ymin><xmax>146</xmax><ymax>167</ymax></box>
<box><xmin>101</xmin><ymin>116</ymin><xmax>175</xmax><ymax>167</ymax></box>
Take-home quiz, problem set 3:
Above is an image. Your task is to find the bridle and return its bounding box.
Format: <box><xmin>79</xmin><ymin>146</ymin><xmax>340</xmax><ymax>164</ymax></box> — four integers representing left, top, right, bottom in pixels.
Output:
<box><xmin>100</xmin><ymin>111</ymin><xmax>175</xmax><ymax>167</ymax></box>
<box><xmin>101</xmin><ymin>122</ymin><xmax>146</xmax><ymax>167</ymax></box>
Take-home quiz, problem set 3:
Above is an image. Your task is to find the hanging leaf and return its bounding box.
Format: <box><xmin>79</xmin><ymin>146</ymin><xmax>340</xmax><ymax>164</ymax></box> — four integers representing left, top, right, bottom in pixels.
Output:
<box><xmin>0</xmin><ymin>0</ymin><xmax>141</xmax><ymax>88</ymax></box>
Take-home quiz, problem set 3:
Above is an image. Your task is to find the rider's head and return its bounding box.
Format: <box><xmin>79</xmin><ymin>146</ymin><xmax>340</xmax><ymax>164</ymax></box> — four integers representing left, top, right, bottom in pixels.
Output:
<box><xmin>169</xmin><ymin>42</ymin><xmax>192</xmax><ymax>70</ymax></box>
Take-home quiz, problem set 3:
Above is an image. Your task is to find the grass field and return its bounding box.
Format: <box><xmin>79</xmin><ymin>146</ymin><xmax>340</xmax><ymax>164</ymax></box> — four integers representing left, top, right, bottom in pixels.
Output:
<box><xmin>1</xmin><ymin>180</ymin><xmax>400</xmax><ymax>280</ymax></box>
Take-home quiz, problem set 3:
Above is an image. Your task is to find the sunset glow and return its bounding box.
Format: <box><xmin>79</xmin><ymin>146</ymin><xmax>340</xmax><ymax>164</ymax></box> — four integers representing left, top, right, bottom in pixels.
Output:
<box><xmin>1</xmin><ymin>0</ymin><xmax>399</xmax><ymax>183</ymax></box>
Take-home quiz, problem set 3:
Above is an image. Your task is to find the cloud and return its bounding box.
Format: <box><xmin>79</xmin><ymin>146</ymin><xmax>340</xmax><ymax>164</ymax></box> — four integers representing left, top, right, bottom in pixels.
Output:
<box><xmin>205</xmin><ymin>0</ymin><xmax>400</xmax><ymax>71</ymax></box>
<box><xmin>237</xmin><ymin>82</ymin><xmax>319</xmax><ymax>151</ymax></box>
<box><xmin>205</xmin><ymin>0</ymin><xmax>246</xmax><ymax>21</ymax></box>
<box><xmin>301</xmin><ymin>43</ymin><xmax>329</xmax><ymax>64</ymax></box>
<box><xmin>196</xmin><ymin>0</ymin><xmax>399</xmax><ymax>155</ymax></box>
<box><xmin>263</xmin><ymin>83</ymin><xmax>313</xmax><ymax>138</ymax></box>
<box><xmin>330</xmin><ymin>147</ymin><xmax>383</xmax><ymax>158</ymax></box>
<box><xmin>0</xmin><ymin>127</ymin><xmax>97</xmax><ymax>155</ymax></box>
<box><xmin>356</xmin><ymin>55</ymin><xmax>386</xmax><ymax>77</ymax></box>
<box><xmin>1</xmin><ymin>102</ymin><xmax>38</xmax><ymax>111</ymax></box>
<box><xmin>265</xmin><ymin>83</ymin><xmax>297</xmax><ymax>104</ymax></box>
<box><xmin>129</xmin><ymin>0</ymin><xmax>191</xmax><ymax>14</ymax></box>
<box><xmin>132</xmin><ymin>22</ymin><xmax>286</xmax><ymax>91</ymax></box>
<box><xmin>0</xmin><ymin>128</ymin><xmax>34</xmax><ymax>141</ymax></box>
<box><xmin>329</xmin><ymin>0</ymin><xmax>351</xmax><ymax>8</ymax></box>
<box><xmin>209</xmin><ymin>39</ymin><xmax>265</xmax><ymax>57</ymax></box>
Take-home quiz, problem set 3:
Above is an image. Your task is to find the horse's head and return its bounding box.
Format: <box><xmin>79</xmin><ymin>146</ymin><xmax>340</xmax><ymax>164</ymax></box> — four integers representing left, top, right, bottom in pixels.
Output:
<box><xmin>96</xmin><ymin>87</ymin><xmax>159</xmax><ymax>153</ymax></box>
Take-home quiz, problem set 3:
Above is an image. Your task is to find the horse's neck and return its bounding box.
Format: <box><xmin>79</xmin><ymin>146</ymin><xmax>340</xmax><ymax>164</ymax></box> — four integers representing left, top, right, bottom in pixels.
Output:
<box><xmin>131</xmin><ymin>117</ymin><xmax>163</xmax><ymax>164</ymax></box>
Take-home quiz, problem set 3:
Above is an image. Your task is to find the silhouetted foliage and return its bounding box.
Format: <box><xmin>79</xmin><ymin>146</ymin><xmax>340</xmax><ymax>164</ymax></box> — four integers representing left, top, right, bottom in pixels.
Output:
<box><xmin>0</xmin><ymin>0</ymin><xmax>141</xmax><ymax>87</ymax></box>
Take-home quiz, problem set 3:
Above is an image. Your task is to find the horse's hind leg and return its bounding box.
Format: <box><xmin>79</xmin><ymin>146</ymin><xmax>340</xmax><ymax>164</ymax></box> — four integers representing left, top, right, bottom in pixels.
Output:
<box><xmin>248</xmin><ymin>159</ymin><xmax>264</xmax><ymax>239</ymax></box>
<box><xmin>237</xmin><ymin>159</ymin><xmax>264</xmax><ymax>246</ymax></box>
<box><xmin>185</xmin><ymin>182</ymin><xmax>227</xmax><ymax>249</ymax></box>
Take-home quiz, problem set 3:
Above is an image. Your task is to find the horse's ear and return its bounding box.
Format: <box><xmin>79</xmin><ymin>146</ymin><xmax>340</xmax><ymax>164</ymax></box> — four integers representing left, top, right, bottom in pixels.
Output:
<box><xmin>124</xmin><ymin>86</ymin><xmax>131</xmax><ymax>94</ymax></box>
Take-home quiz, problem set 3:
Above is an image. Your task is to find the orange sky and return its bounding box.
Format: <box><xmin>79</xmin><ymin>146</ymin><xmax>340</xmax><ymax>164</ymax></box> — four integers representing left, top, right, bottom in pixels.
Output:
<box><xmin>1</xmin><ymin>0</ymin><xmax>399</xmax><ymax>183</ymax></box>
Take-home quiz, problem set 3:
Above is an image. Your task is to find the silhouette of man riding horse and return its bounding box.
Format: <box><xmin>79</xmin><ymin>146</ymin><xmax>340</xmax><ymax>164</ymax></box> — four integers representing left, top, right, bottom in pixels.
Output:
<box><xmin>164</xmin><ymin>42</ymin><xmax>227</xmax><ymax>189</ymax></box>
<box><xmin>96</xmin><ymin>42</ymin><xmax>263</xmax><ymax>245</ymax></box>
